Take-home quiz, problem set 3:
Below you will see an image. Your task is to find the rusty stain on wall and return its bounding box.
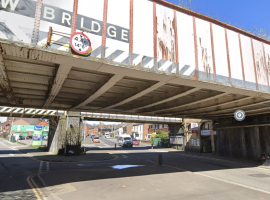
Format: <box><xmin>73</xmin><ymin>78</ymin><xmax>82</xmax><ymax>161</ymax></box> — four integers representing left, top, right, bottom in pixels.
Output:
<box><xmin>199</xmin><ymin>37</ymin><xmax>211</xmax><ymax>77</ymax></box>
<box><xmin>255</xmin><ymin>50</ymin><xmax>267</xmax><ymax>85</ymax></box>
<box><xmin>156</xmin><ymin>6</ymin><xmax>176</xmax><ymax>62</ymax></box>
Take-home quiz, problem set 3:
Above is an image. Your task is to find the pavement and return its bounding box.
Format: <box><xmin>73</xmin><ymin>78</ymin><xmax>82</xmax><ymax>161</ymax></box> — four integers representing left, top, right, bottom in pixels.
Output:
<box><xmin>1</xmin><ymin>137</ymin><xmax>270</xmax><ymax>200</ymax></box>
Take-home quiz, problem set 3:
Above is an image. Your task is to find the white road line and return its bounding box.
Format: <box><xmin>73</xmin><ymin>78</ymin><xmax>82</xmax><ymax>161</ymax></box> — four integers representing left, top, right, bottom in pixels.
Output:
<box><xmin>38</xmin><ymin>161</ymin><xmax>43</xmax><ymax>174</ymax></box>
<box><xmin>46</xmin><ymin>162</ymin><xmax>50</xmax><ymax>172</ymax></box>
<box><xmin>195</xmin><ymin>172</ymin><xmax>270</xmax><ymax>195</ymax></box>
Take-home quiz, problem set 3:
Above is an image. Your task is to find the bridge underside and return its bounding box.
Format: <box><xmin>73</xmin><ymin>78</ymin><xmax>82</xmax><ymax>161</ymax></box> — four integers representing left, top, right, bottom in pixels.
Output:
<box><xmin>1</xmin><ymin>40</ymin><xmax>270</xmax><ymax>120</ymax></box>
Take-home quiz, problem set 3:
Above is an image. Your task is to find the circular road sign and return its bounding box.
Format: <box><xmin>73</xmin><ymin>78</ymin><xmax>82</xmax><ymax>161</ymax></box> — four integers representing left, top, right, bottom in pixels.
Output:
<box><xmin>234</xmin><ymin>110</ymin><xmax>245</xmax><ymax>121</ymax></box>
<box><xmin>70</xmin><ymin>32</ymin><xmax>92</xmax><ymax>55</ymax></box>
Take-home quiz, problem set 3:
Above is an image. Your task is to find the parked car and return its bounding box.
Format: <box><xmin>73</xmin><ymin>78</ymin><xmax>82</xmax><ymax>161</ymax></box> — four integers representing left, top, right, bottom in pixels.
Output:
<box><xmin>118</xmin><ymin>136</ymin><xmax>133</xmax><ymax>147</ymax></box>
<box><xmin>105</xmin><ymin>133</ymin><xmax>110</xmax><ymax>139</ymax></box>
<box><xmin>91</xmin><ymin>134</ymin><xmax>96</xmax><ymax>140</ymax></box>
<box><xmin>19</xmin><ymin>135</ymin><xmax>25</xmax><ymax>140</ymax></box>
<box><xmin>26</xmin><ymin>135</ymin><xmax>32</xmax><ymax>140</ymax></box>
<box><xmin>93</xmin><ymin>137</ymin><xmax>100</xmax><ymax>143</ymax></box>
<box><xmin>132</xmin><ymin>139</ymin><xmax>140</xmax><ymax>145</ymax></box>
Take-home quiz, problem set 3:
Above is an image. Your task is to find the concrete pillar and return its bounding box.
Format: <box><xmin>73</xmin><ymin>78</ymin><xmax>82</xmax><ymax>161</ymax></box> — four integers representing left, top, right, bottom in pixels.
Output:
<box><xmin>168</xmin><ymin>123</ymin><xmax>184</xmax><ymax>150</ymax></box>
<box><xmin>48</xmin><ymin>116</ymin><xmax>82</xmax><ymax>154</ymax></box>
<box><xmin>251</xmin><ymin>126</ymin><xmax>261</xmax><ymax>161</ymax></box>
<box><xmin>240</xmin><ymin>128</ymin><xmax>247</xmax><ymax>159</ymax></box>
<box><xmin>211</xmin><ymin>130</ymin><xmax>215</xmax><ymax>154</ymax></box>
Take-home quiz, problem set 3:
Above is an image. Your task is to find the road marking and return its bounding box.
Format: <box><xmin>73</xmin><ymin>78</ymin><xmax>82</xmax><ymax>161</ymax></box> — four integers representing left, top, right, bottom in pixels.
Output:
<box><xmin>171</xmin><ymin>153</ymin><xmax>270</xmax><ymax>171</ymax></box>
<box><xmin>122</xmin><ymin>155</ymin><xmax>128</xmax><ymax>159</ymax></box>
<box><xmin>195</xmin><ymin>172</ymin><xmax>270</xmax><ymax>195</ymax></box>
<box><xmin>46</xmin><ymin>162</ymin><xmax>50</xmax><ymax>172</ymax></box>
<box><xmin>148</xmin><ymin>157</ymin><xmax>270</xmax><ymax>195</ymax></box>
<box><xmin>27</xmin><ymin>176</ymin><xmax>41</xmax><ymax>200</ymax></box>
<box><xmin>38</xmin><ymin>161</ymin><xmax>43</xmax><ymax>174</ymax></box>
<box><xmin>31</xmin><ymin>176</ymin><xmax>47</xmax><ymax>200</ymax></box>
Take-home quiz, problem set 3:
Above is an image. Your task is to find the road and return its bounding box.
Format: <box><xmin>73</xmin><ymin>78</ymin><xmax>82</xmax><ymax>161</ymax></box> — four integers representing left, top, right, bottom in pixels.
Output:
<box><xmin>82</xmin><ymin>136</ymin><xmax>151</xmax><ymax>149</ymax></box>
<box><xmin>0</xmin><ymin>137</ymin><xmax>270</xmax><ymax>200</ymax></box>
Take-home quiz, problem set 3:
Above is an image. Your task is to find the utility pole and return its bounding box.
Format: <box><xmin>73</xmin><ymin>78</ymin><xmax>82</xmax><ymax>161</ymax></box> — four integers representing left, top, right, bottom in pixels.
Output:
<box><xmin>9</xmin><ymin>117</ymin><xmax>14</xmax><ymax>142</ymax></box>
<box><xmin>100</xmin><ymin>121</ymin><xmax>102</xmax><ymax>136</ymax></box>
<box><xmin>113</xmin><ymin>124</ymin><xmax>115</xmax><ymax>138</ymax></box>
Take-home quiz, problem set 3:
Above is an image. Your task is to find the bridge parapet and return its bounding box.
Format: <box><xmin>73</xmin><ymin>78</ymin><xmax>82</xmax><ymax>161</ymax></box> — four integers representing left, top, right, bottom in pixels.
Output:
<box><xmin>1</xmin><ymin>0</ymin><xmax>270</xmax><ymax>94</ymax></box>
<box><xmin>0</xmin><ymin>106</ymin><xmax>182</xmax><ymax>124</ymax></box>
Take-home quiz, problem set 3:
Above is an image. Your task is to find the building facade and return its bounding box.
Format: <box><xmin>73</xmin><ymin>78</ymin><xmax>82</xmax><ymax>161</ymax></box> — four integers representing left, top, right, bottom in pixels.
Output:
<box><xmin>132</xmin><ymin>124</ymin><xmax>150</xmax><ymax>141</ymax></box>
<box><xmin>6</xmin><ymin>118</ymin><xmax>49</xmax><ymax>137</ymax></box>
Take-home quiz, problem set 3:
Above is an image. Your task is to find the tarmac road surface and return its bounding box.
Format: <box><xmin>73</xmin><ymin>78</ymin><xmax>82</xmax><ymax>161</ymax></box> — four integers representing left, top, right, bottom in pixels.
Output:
<box><xmin>1</xmin><ymin>138</ymin><xmax>270</xmax><ymax>200</ymax></box>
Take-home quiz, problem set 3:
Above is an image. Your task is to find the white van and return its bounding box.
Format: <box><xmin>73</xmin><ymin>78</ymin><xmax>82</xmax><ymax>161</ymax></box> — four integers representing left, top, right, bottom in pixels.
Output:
<box><xmin>105</xmin><ymin>133</ymin><xmax>110</xmax><ymax>139</ymax></box>
<box><xmin>118</xmin><ymin>136</ymin><xmax>133</xmax><ymax>147</ymax></box>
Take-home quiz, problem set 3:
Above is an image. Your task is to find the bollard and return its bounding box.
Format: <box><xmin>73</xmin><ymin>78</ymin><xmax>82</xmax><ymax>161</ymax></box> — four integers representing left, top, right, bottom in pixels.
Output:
<box><xmin>152</xmin><ymin>144</ymin><xmax>153</xmax><ymax>149</ymax></box>
<box><xmin>115</xmin><ymin>143</ymin><xmax>116</xmax><ymax>150</ymax></box>
<box><xmin>157</xmin><ymin>154</ymin><xmax>162</xmax><ymax>166</ymax></box>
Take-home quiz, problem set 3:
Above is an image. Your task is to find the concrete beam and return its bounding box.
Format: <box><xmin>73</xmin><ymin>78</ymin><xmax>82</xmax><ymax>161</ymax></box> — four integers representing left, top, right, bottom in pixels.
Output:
<box><xmin>0</xmin><ymin>54</ymin><xmax>17</xmax><ymax>104</ymax></box>
<box><xmin>127</xmin><ymin>88</ymin><xmax>200</xmax><ymax>112</ymax></box>
<box><xmin>176</xmin><ymin>96</ymin><xmax>254</xmax><ymax>115</ymax></box>
<box><xmin>73</xmin><ymin>75</ymin><xmax>124</xmax><ymax>109</ymax></box>
<box><xmin>101</xmin><ymin>82</ymin><xmax>166</xmax><ymax>110</ymax></box>
<box><xmin>44</xmin><ymin>65</ymin><xmax>72</xmax><ymax>107</ymax></box>
<box><xmin>193</xmin><ymin>99</ymin><xmax>270</xmax><ymax>116</ymax></box>
<box><xmin>148</xmin><ymin>93</ymin><xmax>229</xmax><ymax>115</ymax></box>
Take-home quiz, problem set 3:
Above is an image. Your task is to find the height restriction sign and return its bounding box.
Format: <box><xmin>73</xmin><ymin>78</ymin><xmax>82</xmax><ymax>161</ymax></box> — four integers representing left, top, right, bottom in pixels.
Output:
<box><xmin>70</xmin><ymin>32</ymin><xmax>92</xmax><ymax>56</ymax></box>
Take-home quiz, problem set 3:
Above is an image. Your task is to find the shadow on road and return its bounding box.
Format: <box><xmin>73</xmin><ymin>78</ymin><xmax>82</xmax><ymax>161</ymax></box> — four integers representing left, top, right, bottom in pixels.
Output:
<box><xmin>0</xmin><ymin>144</ymin><xmax>265</xmax><ymax>195</ymax></box>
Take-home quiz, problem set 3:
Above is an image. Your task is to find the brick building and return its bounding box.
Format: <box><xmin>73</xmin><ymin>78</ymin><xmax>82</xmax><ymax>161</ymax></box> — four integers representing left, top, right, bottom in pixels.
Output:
<box><xmin>4</xmin><ymin>118</ymin><xmax>49</xmax><ymax>137</ymax></box>
<box><xmin>132</xmin><ymin>124</ymin><xmax>150</xmax><ymax>141</ymax></box>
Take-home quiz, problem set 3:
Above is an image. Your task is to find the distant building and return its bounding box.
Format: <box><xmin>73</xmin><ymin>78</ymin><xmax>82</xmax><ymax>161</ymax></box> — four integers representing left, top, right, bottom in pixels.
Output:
<box><xmin>5</xmin><ymin>117</ymin><xmax>49</xmax><ymax>137</ymax></box>
<box><xmin>132</xmin><ymin>124</ymin><xmax>150</xmax><ymax>140</ymax></box>
<box><xmin>122</xmin><ymin>123</ymin><xmax>133</xmax><ymax>135</ymax></box>
<box><xmin>89</xmin><ymin>127</ymin><xmax>98</xmax><ymax>135</ymax></box>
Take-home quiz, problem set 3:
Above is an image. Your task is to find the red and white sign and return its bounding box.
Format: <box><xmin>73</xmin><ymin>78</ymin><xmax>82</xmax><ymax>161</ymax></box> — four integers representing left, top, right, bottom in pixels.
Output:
<box><xmin>191</xmin><ymin>123</ymin><xmax>198</xmax><ymax>133</ymax></box>
<box><xmin>70</xmin><ymin>32</ymin><xmax>92</xmax><ymax>55</ymax></box>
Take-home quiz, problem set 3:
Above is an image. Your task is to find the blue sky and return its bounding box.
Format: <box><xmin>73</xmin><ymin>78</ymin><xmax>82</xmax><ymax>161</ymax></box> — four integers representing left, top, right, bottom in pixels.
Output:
<box><xmin>168</xmin><ymin>0</ymin><xmax>270</xmax><ymax>39</ymax></box>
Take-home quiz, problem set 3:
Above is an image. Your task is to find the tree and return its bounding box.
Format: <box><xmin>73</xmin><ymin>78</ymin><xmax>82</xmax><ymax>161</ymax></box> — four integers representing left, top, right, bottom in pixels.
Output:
<box><xmin>155</xmin><ymin>130</ymin><xmax>170</xmax><ymax>147</ymax></box>
<box><xmin>179</xmin><ymin>0</ymin><xmax>192</xmax><ymax>10</ymax></box>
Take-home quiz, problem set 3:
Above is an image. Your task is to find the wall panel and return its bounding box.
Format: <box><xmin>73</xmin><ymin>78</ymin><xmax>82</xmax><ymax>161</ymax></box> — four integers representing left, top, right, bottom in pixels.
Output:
<box><xmin>253</xmin><ymin>39</ymin><xmax>268</xmax><ymax>91</ymax></box>
<box><xmin>176</xmin><ymin>11</ymin><xmax>195</xmax><ymax>76</ymax></box>
<box><xmin>39</xmin><ymin>0</ymin><xmax>74</xmax><ymax>51</ymax></box>
<box><xmin>133</xmin><ymin>0</ymin><xmax>154</xmax><ymax>68</ymax></box>
<box><xmin>106</xmin><ymin>0</ymin><xmax>130</xmax><ymax>52</ymax></box>
<box><xmin>264</xmin><ymin>44</ymin><xmax>270</xmax><ymax>89</ymax></box>
<box><xmin>212</xmin><ymin>24</ymin><xmax>229</xmax><ymax>83</ymax></box>
<box><xmin>241</xmin><ymin>34</ymin><xmax>256</xmax><ymax>89</ymax></box>
<box><xmin>227</xmin><ymin>29</ymin><xmax>243</xmax><ymax>86</ymax></box>
<box><xmin>195</xmin><ymin>18</ymin><xmax>213</xmax><ymax>81</ymax></box>
<box><xmin>0</xmin><ymin>0</ymin><xmax>37</xmax><ymax>44</ymax></box>
<box><xmin>77</xmin><ymin>0</ymin><xmax>104</xmax><ymax>57</ymax></box>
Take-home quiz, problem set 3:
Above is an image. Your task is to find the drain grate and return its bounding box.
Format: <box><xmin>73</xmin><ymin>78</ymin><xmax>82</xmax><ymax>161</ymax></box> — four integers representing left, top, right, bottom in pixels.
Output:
<box><xmin>249</xmin><ymin>174</ymin><xmax>270</xmax><ymax>178</ymax></box>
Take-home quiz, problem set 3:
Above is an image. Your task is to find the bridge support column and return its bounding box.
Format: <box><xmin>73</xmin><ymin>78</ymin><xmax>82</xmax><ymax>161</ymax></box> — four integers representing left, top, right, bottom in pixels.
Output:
<box><xmin>216</xmin><ymin>114</ymin><xmax>270</xmax><ymax>162</ymax></box>
<box><xmin>168</xmin><ymin>124</ymin><xmax>184</xmax><ymax>150</ymax></box>
<box><xmin>48</xmin><ymin>116</ymin><xmax>83</xmax><ymax>154</ymax></box>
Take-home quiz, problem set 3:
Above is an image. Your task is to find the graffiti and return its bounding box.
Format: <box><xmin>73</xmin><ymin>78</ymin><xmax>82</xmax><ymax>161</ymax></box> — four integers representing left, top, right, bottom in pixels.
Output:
<box><xmin>156</xmin><ymin>5</ymin><xmax>175</xmax><ymax>62</ymax></box>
